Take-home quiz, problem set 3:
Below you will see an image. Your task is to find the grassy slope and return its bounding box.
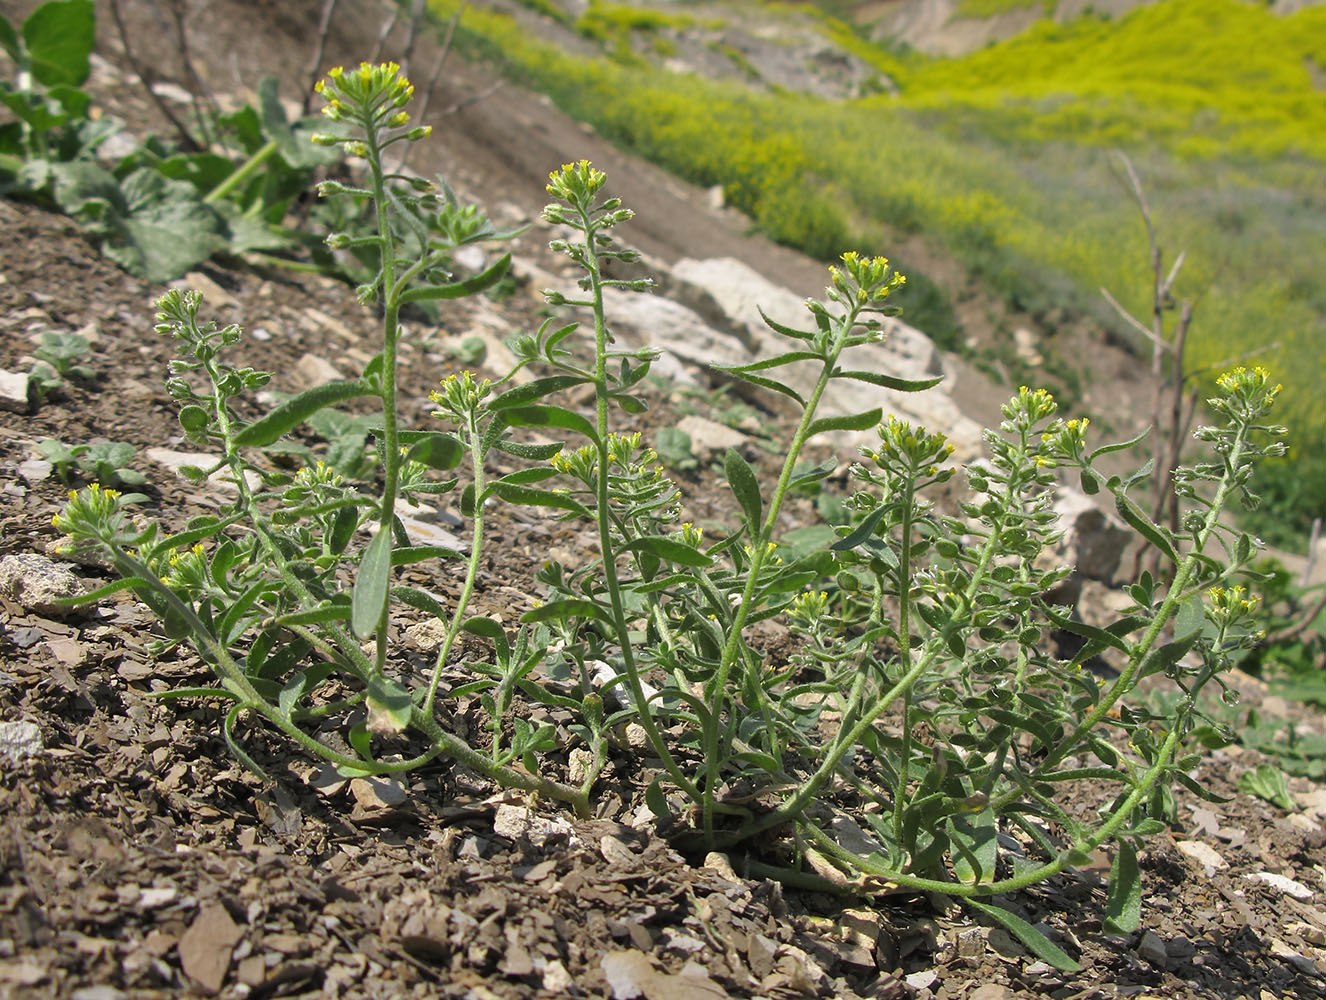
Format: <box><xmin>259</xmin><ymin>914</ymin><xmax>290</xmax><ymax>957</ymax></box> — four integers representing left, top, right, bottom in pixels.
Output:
<box><xmin>437</xmin><ymin>0</ymin><xmax>1326</xmax><ymax>534</ymax></box>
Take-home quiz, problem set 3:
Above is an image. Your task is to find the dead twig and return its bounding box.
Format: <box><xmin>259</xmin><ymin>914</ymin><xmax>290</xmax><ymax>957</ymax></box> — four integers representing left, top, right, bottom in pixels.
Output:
<box><xmin>107</xmin><ymin>0</ymin><xmax>203</xmax><ymax>151</ymax></box>
<box><xmin>301</xmin><ymin>0</ymin><xmax>342</xmax><ymax>116</ymax></box>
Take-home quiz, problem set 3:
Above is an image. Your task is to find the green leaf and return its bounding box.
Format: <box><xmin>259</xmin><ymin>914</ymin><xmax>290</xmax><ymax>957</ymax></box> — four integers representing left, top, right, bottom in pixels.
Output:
<box><xmin>618</xmin><ymin>535</ymin><xmax>714</xmax><ymax>568</ymax></box>
<box><xmin>1114</xmin><ymin>491</ymin><xmax>1180</xmax><ymax>565</ymax></box>
<box><xmin>23</xmin><ymin>0</ymin><xmax>94</xmax><ymax>87</ymax></box>
<box><xmin>1171</xmin><ymin>770</ymin><xmax>1233</xmax><ymax>804</ymax></box>
<box><xmin>274</xmin><ymin>604</ymin><xmax>352</xmax><ymax>628</ymax></box>
<box><xmin>392</xmin><ymin>585</ymin><xmax>447</xmax><ymax>620</ymax></box>
<box><xmin>1105</xmin><ymin>840</ymin><xmax>1142</xmax><ymax>933</ymax></box>
<box><xmin>830</xmin><ymin>505</ymin><xmax>891</xmax><ymax>551</ymax></box>
<box><xmin>521</xmin><ymin>599</ymin><xmax>610</xmax><ymax>625</ymax></box>
<box><xmin>715</xmin><ymin>350</ymin><xmax>821</xmax><ymax>373</ymax></box>
<box><xmin>391</xmin><ymin>544</ymin><xmax>464</xmax><ymax>566</ymax></box>
<box><xmin>489</xmin><ymin>375</ymin><xmax>586</xmax><ymax>410</ymax></box>
<box><xmin>406</xmin><ymin>433</ymin><xmax>464</xmax><ymax>471</ymax></box>
<box><xmin>233</xmin><ymin>381</ymin><xmax>373</xmax><ymax>448</ymax></box>
<box><xmin>111</xmin><ymin>171</ymin><xmax>222</xmax><ymax>276</ymax></box>
<box><xmin>399</xmin><ymin>253</ymin><xmax>511</xmax><ymax>303</ymax></box>
<box><xmin>1173</xmin><ymin>592</ymin><xmax>1205</xmax><ymax>642</ymax></box>
<box><xmin>352</xmin><ymin>528</ymin><xmax>391</xmax><ymax>639</ymax></box>
<box><xmin>501</xmin><ymin>404</ymin><xmax>599</xmax><ymax>443</ymax></box>
<box><xmin>807</xmin><ymin>408</ymin><xmax>882</xmax><ymax>437</ymax></box>
<box><xmin>833</xmin><ymin>369</ymin><xmax>943</xmax><ymax>392</ymax></box>
<box><xmin>645</xmin><ymin>777</ymin><xmax>671</xmax><ymax>821</ymax></box>
<box><xmin>1238</xmin><ymin>763</ymin><xmax>1295</xmax><ymax>811</ymax></box>
<box><xmin>489</xmin><ymin>482</ymin><xmax>591</xmax><ymax>516</ymax></box>
<box><xmin>366</xmin><ymin>674</ymin><xmax>412</xmax><ymax>735</ymax></box>
<box><xmin>718</xmin><ymin>368</ymin><xmax>806</xmax><ymax>407</ymax></box>
<box><xmin>757</xmin><ymin>306</ymin><xmax>816</xmax><ymax>342</ymax></box>
<box><xmin>966</xmin><ymin>900</ymin><xmax>1081</xmax><ymax>972</ymax></box>
<box><xmin>950</xmin><ymin>807</ymin><xmax>998</xmax><ymax>885</ymax></box>
<box><xmin>724</xmin><ymin>448</ymin><xmax>762</xmax><ymax>534</ymax></box>
<box><xmin>496</xmin><ymin>439</ymin><xmax>564</xmax><ymax>461</ymax></box>
<box><xmin>461</xmin><ymin>616</ymin><xmax>510</xmax><ymax>662</ymax></box>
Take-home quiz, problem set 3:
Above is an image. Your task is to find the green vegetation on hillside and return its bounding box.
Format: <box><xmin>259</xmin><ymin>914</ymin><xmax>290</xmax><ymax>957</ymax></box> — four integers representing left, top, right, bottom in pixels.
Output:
<box><xmin>435</xmin><ymin>0</ymin><xmax>1326</xmax><ymax>535</ymax></box>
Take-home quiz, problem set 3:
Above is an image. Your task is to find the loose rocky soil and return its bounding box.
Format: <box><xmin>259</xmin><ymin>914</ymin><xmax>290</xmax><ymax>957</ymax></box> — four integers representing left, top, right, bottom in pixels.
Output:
<box><xmin>1</xmin><ymin>2</ymin><xmax>1325</xmax><ymax>999</ymax></box>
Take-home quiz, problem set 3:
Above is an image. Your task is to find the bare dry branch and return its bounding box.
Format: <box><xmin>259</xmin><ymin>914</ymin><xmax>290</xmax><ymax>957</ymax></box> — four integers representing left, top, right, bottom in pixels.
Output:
<box><xmin>1099</xmin><ymin>287</ymin><xmax>1168</xmax><ymax>349</ymax></box>
<box><xmin>370</xmin><ymin>9</ymin><xmax>401</xmax><ymax>65</ymax></box>
<box><xmin>107</xmin><ymin>0</ymin><xmax>203</xmax><ymax>151</ymax></box>
<box><xmin>301</xmin><ymin>0</ymin><xmax>341</xmax><ymax>116</ymax></box>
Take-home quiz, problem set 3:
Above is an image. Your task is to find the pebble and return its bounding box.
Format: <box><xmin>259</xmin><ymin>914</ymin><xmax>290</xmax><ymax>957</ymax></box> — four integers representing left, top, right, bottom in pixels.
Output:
<box><xmin>0</xmin><ymin>553</ymin><xmax>85</xmax><ymax>615</ymax></box>
<box><xmin>0</xmin><ymin>369</ymin><xmax>35</xmax><ymax>413</ymax></box>
<box><xmin>1137</xmin><ymin>929</ymin><xmax>1168</xmax><ymax>967</ymax></box>
<box><xmin>1175</xmin><ymin>839</ymin><xmax>1226</xmax><ymax>872</ymax></box>
<box><xmin>0</xmin><ymin>720</ymin><xmax>43</xmax><ymax>764</ymax></box>
<box><xmin>1248</xmin><ymin>871</ymin><xmax>1314</xmax><ymax>902</ymax></box>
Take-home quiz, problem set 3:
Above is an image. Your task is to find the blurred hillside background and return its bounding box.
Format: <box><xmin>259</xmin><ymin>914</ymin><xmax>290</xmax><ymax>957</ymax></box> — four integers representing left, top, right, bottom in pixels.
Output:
<box><xmin>436</xmin><ymin>0</ymin><xmax>1326</xmax><ymax>550</ymax></box>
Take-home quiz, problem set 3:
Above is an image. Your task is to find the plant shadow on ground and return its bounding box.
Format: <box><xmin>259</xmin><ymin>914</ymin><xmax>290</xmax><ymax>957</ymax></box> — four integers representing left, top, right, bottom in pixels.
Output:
<box><xmin>0</xmin><ymin>1</ymin><xmax>1325</xmax><ymax>998</ymax></box>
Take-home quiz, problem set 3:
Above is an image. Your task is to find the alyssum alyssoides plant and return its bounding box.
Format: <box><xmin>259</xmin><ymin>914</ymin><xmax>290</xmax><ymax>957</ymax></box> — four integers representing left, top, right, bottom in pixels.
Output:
<box><xmin>53</xmin><ymin>62</ymin><xmax>1281</xmax><ymax>965</ymax></box>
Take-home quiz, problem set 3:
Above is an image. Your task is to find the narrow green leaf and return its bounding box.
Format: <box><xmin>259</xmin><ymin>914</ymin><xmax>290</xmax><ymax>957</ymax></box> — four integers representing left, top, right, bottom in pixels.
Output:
<box><xmin>807</xmin><ymin>408</ymin><xmax>882</xmax><ymax>437</ymax></box>
<box><xmin>501</xmin><ymin>404</ymin><xmax>599</xmax><ymax>443</ymax></box>
<box><xmin>391</xmin><ymin>544</ymin><xmax>464</xmax><ymax>566</ymax></box>
<box><xmin>489</xmin><ymin>375</ymin><xmax>586</xmax><ymax>410</ymax></box>
<box><xmin>618</xmin><ymin>535</ymin><xmax>714</xmax><ymax>568</ymax></box>
<box><xmin>1171</xmin><ymin>770</ymin><xmax>1232</xmax><ymax>804</ymax></box>
<box><xmin>1105</xmin><ymin>840</ymin><xmax>1142</xmax><ymax>933</ymax></box>
<box><xmin>1114</xmin><ymin>491</ymin><xmax>1180</xmax><ymax>564</ymax></box>
<box><xmin>725</xmin><ymin>448</ymin><xmax>762</xmax><ymax>534</ymax></box>
<box><xmin>714</xmin><ymin>350</ymin><xmax>820</xmax><ymax>373</ymax></box>
<box><xmin>406</xmin><ymin>433</ymin><xmax>464</xmax><ymax>471</ymax></box>
<box><xmin>490</xmin><ymin>482</ymin><xmax>591</xmax><ymax>516</ymax></box>
<box><xmin>966</xmin><ymin>900</ymin><xmax>1081</xmax><ymax>972</ymax></box>
<box><xmin>233</xmin><ymin>381</ymin><xmax>374</xmax><ymax>448</ymax></box>
<box><xmin>830</xmin><ymin>505</ymin><xmax>891</xmax><ymax>551</ymax></box>
<box><xmin>1088</xmin><ymin>426</ymin><xmax>1150</xmax><ymax>463</ymax></box>
<box><xmin>496</xmin><ymin>439</ymin><xmax>564</xmax><ymax>461</ymax></box>
<box><xmin>757</xmin><ymin>306</ymin><xmax>815</xmax><ymax>342</ymax></box>
<box><xmin>719</xmin><ymin>369</ymin><xmax>806</xmax><ymax>407</ymax></box>
<box><xmin>392</xmin><ymin>585</ymin><xmax>447</xmax><ymax>620</ymax></box>
<box><xmin>833</xmin><ymin>369</ymin><xmax>943</xmax><ymax>393</ymax></box>
<box><xmin>645</xmin><ymin>777</ymin><xmax>671</xmax><ymax>821</ymax></box>
<box><xmin>494</xmin><ymin>466</ymin><xmax>562</xmax><ymax>487</ymax></box>
<box><xmin>400</xmin><ymin>252</ymin><xmax>511</xmax><ymax>303</ymax></box>
<box><xmin>352</xmin><ymin>528</ymin><xmax>391</xmax><ymax>639</ymax></box>
<box><xmin>521</xmin><ymin>599</ymin><xmax>610</xmax><ymax>625</ymax></box>
<box><xmin>461</xmin><ymin>616</ymin><xmax>510</xmax><ymax>662</ymax></box>
<box><xmin>274</xmin><ymin>604</ymin><xmax>351</xmax><ymax>627</ymax></box>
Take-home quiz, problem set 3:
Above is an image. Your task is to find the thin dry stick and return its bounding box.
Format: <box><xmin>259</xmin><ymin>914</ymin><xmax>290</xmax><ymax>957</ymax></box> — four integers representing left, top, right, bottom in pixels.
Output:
<box><xmin>107</xmin><ymin>0</ymin><xmax>203</xmax><ymax>151</ymax></box>
<box><xmin>401</xmin><ymin>0</ymin><xmax>427</xmax><ymax>80</ymax></box>
<box><xmin>393</xmin><ymin>3</ymin><xmax>484</xmax><ymax>175</ymax></box>
<box><xmin>301</xmin><ymin>0</ymin><xmax>341</xmax><ymax>116</ymax></box>
<box><xmin>167</xmin><ymin>0</ymin><xmax>219</xmax><ymax>148</ymax></box>
<box><xmin>370</xmin><ymin>8</ymin><xmax>401</xmax><ymax>65</ymax></box>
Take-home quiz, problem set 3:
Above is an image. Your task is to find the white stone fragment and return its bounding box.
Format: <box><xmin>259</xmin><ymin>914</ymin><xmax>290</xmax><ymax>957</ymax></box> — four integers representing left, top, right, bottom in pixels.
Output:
<box><xmin>0</xmin><ymin>720</ymin><xmax>43</xmax><ymax>763</ymax></box>
<box><xmin>1175</xmin><ymin>839</ymin><xmax>1227</xmax><ymax>872</ymax></box>
<box><xmin>0</xmin><ymin>369</ymin><xmax>34</xmax><ymax>413</ymax></box>
<box><xmin>0</xmin><ymin>553</ymin><xmax>84</xmax><ymax>615</ymax></box>
<box><xmin>1248</xmin><ymin>871</ymin><xmax>1314</xmax><ymax>902</ymax></box>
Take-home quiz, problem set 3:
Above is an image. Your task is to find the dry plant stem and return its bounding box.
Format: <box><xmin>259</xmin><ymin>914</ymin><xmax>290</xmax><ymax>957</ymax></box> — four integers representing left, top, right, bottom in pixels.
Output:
<box><xmin>393</xmin><ymin>3</ymin><xmax>473</xmax><ymax>174</ymax></box>
<box><xmin>166</xmin><ymin>0</ymin><xmax>218</xmax><ymax>147</ymax></box>
<box><xmin>301</xmin><ymin>0</ymin><xmax>341</xmax><ymax>116</ymax></box>
<box><xmin>107</xmin><ymin>0</ymin><xmax>202</xmax><ymax>151</ymax></box>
